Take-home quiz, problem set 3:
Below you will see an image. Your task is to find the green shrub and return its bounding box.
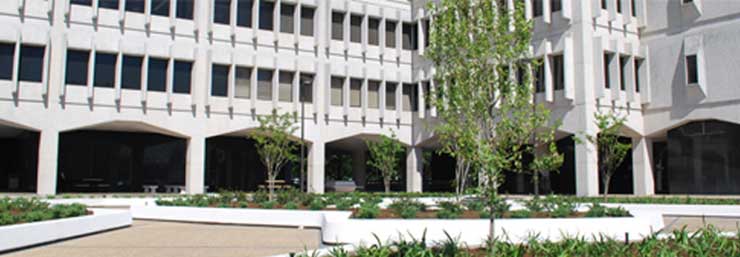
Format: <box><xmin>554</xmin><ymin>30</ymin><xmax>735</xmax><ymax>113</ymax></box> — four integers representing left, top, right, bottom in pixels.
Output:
<box><xmin>0</xmin><ymin>198</ymin><xmax>88</xmax><ymax>226</ymax></box>
<box><xmin>585</xmin><ymin>203</ymin><xmax>607</xmax><ymax>217</ymax></box>
<box><xmin>509</xmin><ymin>209</ymin><xmax>532</xmax><ymax>219</ymax></box>
<box><xmin>283</xmin><ymin>201</ymin><xmax>299</xmax><ymax>210</ymax></box>
<box><xmin>606</xmin><ymin>206</ymin><xmax>630</xmax><ymax>217</ymax></box>
<box><xmin>238</xmin><ymin>201</ymin><xmax>249</xmax><ymax>208</ymax></box>
<box><xmin>259</xmin><ymin>201</ymin><xmax>277</xmax><ymax>209</ymax></box>
<box><xmin>436</xmin><ymin>201</ymin><xmax>463</xmax><ymax>219</ymax></box>
<box><xmin>308</xmin><ymin>198</ymin><xmax>326</xmax><ymax>210</ymax></box>
<box><xmin>522</xmin><ymin>197</ymin><xmax>545</xmax><ymax>212</ymax></box>
<box><xmin>389</xmin><ymin>198</ymin><xmax>425</xmax><ymax>219</ymax></box>
<box><xmin>252</xmin><ymin>190</ymin><xmax>270</xmax><ymax>203</ymax></box>
<box><xmin>355</xmin><ymin>202</ymin><xmax>380</xmax><ymax>219</ymax></box>
<box><xmin>464</xmin><ymin>199</ymin><xmax>485</xmax><ymax>212</ymax></box>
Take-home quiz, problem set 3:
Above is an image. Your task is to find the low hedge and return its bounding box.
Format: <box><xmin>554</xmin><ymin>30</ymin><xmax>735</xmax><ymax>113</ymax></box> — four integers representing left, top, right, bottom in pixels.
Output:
<box><xmin>0</xmin><ymin>197</ymin><xmax>88</xmax><ymax>226</ymax></box>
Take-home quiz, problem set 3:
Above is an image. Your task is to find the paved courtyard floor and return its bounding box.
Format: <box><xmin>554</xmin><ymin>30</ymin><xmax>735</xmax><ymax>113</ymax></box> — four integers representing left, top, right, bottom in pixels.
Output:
<box><xmin>4</xmin><ymin>220</ymin><xmax>321</xmax><ymax>257</ymax></box>
<box><xmin>662</xmin><ymin>216</ymin><xmax>740</xmax><ymax>232</ymax></box>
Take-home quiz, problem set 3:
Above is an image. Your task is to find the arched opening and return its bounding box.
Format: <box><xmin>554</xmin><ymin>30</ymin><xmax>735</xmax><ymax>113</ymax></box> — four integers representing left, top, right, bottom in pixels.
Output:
<box><xmin>498</xmin><ymin>135</ymin><xmax>577</xmax><ymax>195</ymax></box>
<box><xmin>325</xmin><ymin>134</ymin><xmax>406</xmax><ymax>192</ymax></box>
<box><xmin>57</xmin><ymin>128</ymin><xmax>186</xmax><ymax>193</ymax></box>
<box><xmin>598</xmin><ymin>136</ymin><xmax>634</xmax><ymax>195</ymax></box>
<box><xmin>0</xmin><ymin>125</ymin><xmax>38</xmax><ymax>193</ymax></box>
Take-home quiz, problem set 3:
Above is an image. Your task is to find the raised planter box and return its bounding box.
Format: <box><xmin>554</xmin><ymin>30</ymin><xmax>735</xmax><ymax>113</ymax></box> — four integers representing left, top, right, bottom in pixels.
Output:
<box><xmin>0</xmin><ymin>208</ymin><xmax>132</xmax><ymax>252</ymax></box>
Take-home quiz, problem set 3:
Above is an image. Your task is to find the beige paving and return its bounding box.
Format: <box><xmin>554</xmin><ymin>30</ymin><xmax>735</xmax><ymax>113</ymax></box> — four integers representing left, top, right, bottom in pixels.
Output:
<box><xmin>4</xmin><ymin>220</ymin><xmax>321</xmax><ymax>257</ymax></box>
<box><xmin>662</xmin><ymin>216</ymin><xmax>740</xmax><ymax>232</ymax></box>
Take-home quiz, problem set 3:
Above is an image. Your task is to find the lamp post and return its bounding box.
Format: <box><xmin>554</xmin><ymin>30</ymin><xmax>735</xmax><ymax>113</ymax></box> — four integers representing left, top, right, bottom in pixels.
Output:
<box><xmin>299</xmin><ymin>76</ymin><xmax>313</xmax><ymax>192</ymax></box>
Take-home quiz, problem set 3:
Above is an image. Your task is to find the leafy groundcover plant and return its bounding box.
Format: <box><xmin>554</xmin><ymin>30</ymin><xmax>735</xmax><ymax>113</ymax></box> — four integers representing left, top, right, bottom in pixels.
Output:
<box><xmin>0</xmin><ymin>197</ymin><xmax>89</xmax><ymax>226</ymax></box>
<box><xmin>295</xmin><ymin>226</ymin><xmax>740</xmax><ymax>257</ymax></box>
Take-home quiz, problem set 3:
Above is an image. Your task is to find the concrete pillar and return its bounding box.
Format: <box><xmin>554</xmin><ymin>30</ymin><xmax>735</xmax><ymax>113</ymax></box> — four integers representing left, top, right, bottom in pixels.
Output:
<box><xmin>632</xmin><ymin>136</ymin><xmax>655</xmax><ymax>195</ymax></box>
<box><xmin>351</xmin><ymin>150</ymin><xmax>367</xmax><ymax>189</ymax></box>
<box><xmin>575</xmin><ymin>140</ymin><xmax>599</xmax><ymax>196</ymax></box>
<box><xmin>36</xmin><ymin>129</ymin><xmax>59</xmax><ymax>195</ymax></box>
<box><xmin>406</xmin><ymin>147</ymin><xmax>422</xmax><ymax>192</ymax></box>
<box><xmin>308</xmin><ymin>141</ymin><xmax>325</xmax><ymax>193</ymax></box>
<box><xmin>185</xmin><ymin>135</ymin><xmax>206</xmax><ymax>194</ymax></box>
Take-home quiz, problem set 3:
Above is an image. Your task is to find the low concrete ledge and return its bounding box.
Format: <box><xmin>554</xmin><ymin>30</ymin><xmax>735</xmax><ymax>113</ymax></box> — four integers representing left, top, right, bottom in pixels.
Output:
<box><xmin>0</xmin><ymin>208</ymin><xmax>132</xmax><ymax>252</ymax></box>
<box><xmin>130</xmin><ymin>206</ymin><xmax>352</xmax><ymax>228</ymax></box>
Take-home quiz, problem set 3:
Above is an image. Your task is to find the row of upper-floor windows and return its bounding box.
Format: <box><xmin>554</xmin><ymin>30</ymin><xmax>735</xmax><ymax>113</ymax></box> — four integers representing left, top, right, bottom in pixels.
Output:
<box><xmin>71</xmin><ymin>0</ymin><xmax>195</xmax><ymax>19</ymax></box>
<box><xmin>329</xmin><ymin>76</ymin><xmax>419</xmax><ymax>111</ymax></box>
<box><xmin>532</xmin><ymin>0</ymin><xmax>639</xmax><ymax>17</ymax></box>
<box><xmin>602</xmin><ymin>52</ymin><xmax>644</xmax><ymax>93</ymax></box>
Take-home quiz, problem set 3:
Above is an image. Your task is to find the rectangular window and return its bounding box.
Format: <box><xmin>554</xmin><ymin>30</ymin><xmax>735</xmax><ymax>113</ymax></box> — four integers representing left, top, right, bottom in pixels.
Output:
<box><xmin>385</xmin><ymin>20</ymin><xmax>396</xmax><ymax>48</ymax></box>
<box><xmin>402</xmin><ymin>22</ymin><xmax>417</xmax><ymax>50</ymax></box>
<box><xmin>631</xmin><ymin>0</ymin><xmax>637</xmax><ymax>17</ymax></box>
<box><xmin>19</xmin><ymin>45</ymin><xmax>45</xmax><ymax>82</ymax></box>
<box><xmin>0</xmin><ymin>43</ymin><xmax>14</xmax><ymax>80</ymax></box>
<box><xmin>148</xmin><ymin>58</ymin><xmax>168</xmax><ymax>92</ymax></box>
<box><xmin>99</xmin><ymin>0</ymin><xmax>119</xmax><ymax>9</ymax></box>
<box><xmin>66</xmin><ymin>49</ymin><xmax>89</xmax><ymax>86</ymax></box>
<box><xmin>533</xmin><ymin>0</ymin><xmax>543</xmax><ymax>17</ymax></box>
<box><xmin>349</xmin><ymin>79</ymin><xmax>362</xmax><ymax>107</ymax></box>
<box><xmin>71</xmin><ymin>0</ymin><xmax>92</xmax><ymax>6</ymax></box>
<box><xmin>604</xmin><ymin>53</ymin><xmax>613</xmax><ymax>89</ymax></box>
<box><xmin>368</xmin><ymin>18</ymin><xmax>380</xmax><ymax>46</ymax></box>
<box><xmin>423</xmin><ymin>19</ymin><xmax>430</xmax><ymax>47</ymax></box>
<box><xmin>235</xmin><ymin>66</ymin><xmax>251</xmax><ymax>99</ymax></box>
<box><xmin>174</xmin><ymin>61</ymin><xmax>192</xmax><ymax>94</ymax></box>
<box><xmin>551</xmin><ymin>55</ymin><xmax>564</xmax><ymax>90</ymax></box>
<box><xmin>177</xmin><ymin>0</ymin><xmax>194</xmax><ymax>19</ymax></box>
<box><xmin>299</xmin><ymin>74</ymin><xmax>313</xmax><ymax>103</ymax></box>
<box><xmin>94</xmin><ymin>52</ymin><xmax>116</xmax><ymax>88</ymax></box>
<box><xmin>422</xmin><ymin>81</ymin><xmax>430</xmax><ymax>108</ymax></box>
<box><xmin>278</xmin><ymin>71</ymin><xmax>293</xmax><ymax>102</ymax></box>
<box><xmin>350</xmin><ymin>14</ymin><xmax>362</xmax><ymax>43</ymax></box>
<box><xmin>617</xmin><ymin>0</ymin><xmax>622</xmax><ymax>13</ymax></box>
<box><xmin>211</xmin><ymin>64</ymin><xmax>229</xmax><ymax>97</ymax></box>
<box><xmin>280</xmin><ymin>3</ymin><xmax>294</xmax><ymax>33</ymax></box>
<box><xmin>686</xmin><ymin>54</ymin><xmax>698</xmax><ymax>84</ymax></box>
<box><xmin>552</xmin><ymin>0</ymin><xmax>562</xmax><ymax>12</ymax></box>
<box><xmin>121</xmin><ymin>55</ymin><xmax>142</xmax><ymax>90</ymax></box>
<box><xmin>402</xmin><ymin>83</ymin><xmax>417</xmax><ymax>111</ymax></box>
<box><xmin>151</xmin><ymin>0</ymin><xmax>170</xmax><ymax>16</ymax></box>
<box><xmin>213</xmin><ymin>0</ymin><xmax>231</xmax><ymax>25</ymax></box>
<box><xmin>331</xmin><ymin>12</ymin><xmax>344</xmax><ymax>41</ymax></box>
<box><xmin>634</xmin><ymin>58</ymin><xmax>643</xmax><ymax>93</ymax></box>
<box><xmin>126</xmin><ymin>0</ymin><xmax>144</xmax><ymax>13</ymax></box>
<box><xmin>331</xmin><ymin>76</ymin><xmax>344</xmax><ymax>106</ymax></box>
<box><xmin>619</xmin><ymin>56</ymin><xmax>628</xmax><ymax>91</ymax></box>
<box><xmin>601</xmin><ymin>0</ymin><xmax>607</xmax><ymax>10</ymax></box>
<box><xmin>259</xmin><ymin>1</ymin><xmax>274</xmax><ymax>30</ymax></box>
<box><xmin>368</xmin><ymin>80</ymin><xmax>380</xmax><ymax>108</ymax></box>
<box><xmin>534</xmin><ymin>60</ymin><xmax>545</xmax><ymax>93</ymax></box>
<box><xmin>237</xmin><ymin>0</ymin><xmax>253</xmax><ymax>27</ymax></box>
<box><xmin>257</xmin><ymin>69</ymin><xmax>273</xmax><ymax>100</ymax></box>
<box><xmin>385</xmin><ymin>82</ymin><xmax>396</xmax><ymax>110</ymax></box>
<box><xmin>300</xmin><ymin>6</ymin><xmax>315</xmax><ymax>36</ymax></box>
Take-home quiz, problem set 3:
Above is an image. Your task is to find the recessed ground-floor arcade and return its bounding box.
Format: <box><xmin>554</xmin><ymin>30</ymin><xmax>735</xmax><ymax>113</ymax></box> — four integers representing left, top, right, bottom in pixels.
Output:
<box><xmin>2</xmin><ymin>119</ymin><xmax>739</xmax><ymax>196</ymax></box>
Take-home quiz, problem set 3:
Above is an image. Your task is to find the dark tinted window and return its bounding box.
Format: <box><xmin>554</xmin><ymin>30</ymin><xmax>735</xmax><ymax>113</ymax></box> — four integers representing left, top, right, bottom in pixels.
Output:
<box><xmin>257</xmin><ymin>69</ymin><xmax>273</xmax><ymax>100</ymax></box>
<box><xmin>331</xmin><ymin>12</ymin><xmax>344</xmax><ymax>40</ymax></box>
<box><xmin>551</xmin><ymin>55</ymin><xmax>564</xmax><ymax>90</ymax></box>
<box><xmin>368</xmin><ymin>18</ymin><xmax>380</xmax><ymax>45</ymax></box>
<box><xmin>99</xmin><ymin>0</ymin><xmax>120</xmax><ymax>9</ymax></box>
<box><xmin>617</xmin><ymin>0</ymin><xmax>622</xmax><ymax>13</ymax></box>
<box><xmin>147</xmin><ymin>58</ymin><xmax>168</xmax><ymax>92</ymax></box>
<box><xmin>151</xmin><ymin>0</ymin><xmax>170</xmax><ymax>16</ymax></box>
<box><xmin>259</xmin><ymin>1</ymin><xmax>274</xmax><ymax>30</ymax></box>
<box><xmin>280</xmin><ymin>3</ymin><xmax>294</xmax><ymax>33</ymax></box>
<box><xmin>214</xmin><ymin>0</ymin><xmax>231</xmax><ymax>24</ymax></box>
<box><xmin>634</xmin><ymin>58</ymin><xmax>642</xmax><ymax>93</ymax></box>
<box><xmin>177</xmin><ymin>0</ymin><xmax>193</xmax><ymax>19</ymax></box>
<box><xmin>402</xmin><ymin>22</ymin><xmax>417</xmax><ymax>50</ymax></box>
<box><xmin>300</xmin><ymin>6</ymin><xmax>315</xmax><ymax>36</ymax></box>
<box><xmin>0</xmin><ymin>43</ymin><xmax>13</xmax><ymax>80</ymax></box>
<box><xmin>551</xmin><ymin>0</ymin><xmax>562</xmax><ymax>12</ymax></box>
<box><xmin>601</xmin><ymin>0</ymin><xmax>607</xmax><ymax>10</ymax></box>
<box><xmin>535</xmin><ymin>59</ymin><xmax>545</xmax><ymax>92</ymax></box>
<box><xmin>299</xmin><ymin>74</ymin><xmax>313</xmax><ymax>102</ymax></box>
<box><xmin>94</xmin><ymin>52</ymin><xmax>117</xmax><ymax>88</ymax></box>
<box><xmin>604</xmin><ymin>53</ymin><xmax>612</xmax><ymax>89</ymax></box>
<box><xmin>350</xmin><ymin>14</ymin><xmax>361</xmax><ymax>43</ymax></box>
<box><xmin>237</xmin><ymin>0</ymin><xmax>253</xmax><ymax>27</ymax></box>
<box><xmin>533</xmin><ymin>0</ymin><xmax>543</xmax><ymax>16</ymax></box>
<box><xmin>71</xmin><ymin>0</ymin><xmax>92</xmax><ymax>6</ymax></box>
<box><xmin>686</xmin><ymin>55</ymin><xmax>698</xmax><ymax>84</ymax></box>
<box><xmin>121</xmin><ymin>55</ymin><xmax>142</xmax><ymax>90</ymax></box>
<box><xmin>19</xmin><ymin>45</ymin><xmax>45</xmax><ymax>82</ymax></box>
<box><xmin>211</xmin><ymin>64</ymin><xmax>229</xmax><ymax>97</ymax></box>
<box><xmin>66</xmin><ymin>50</ymin><xmax>90</xmax><ymax>86</ymax></box>
<box><xmin>126</xmin><ymin>0</ymin><xmax>144</xmax><ymax>13</ymax></box>
<box><xmin>174</xmin><ymin>61</ymin><xmax>192</xmax><ymax>94</ymax></box>
<box><xmin>619</xmin><ymin>56</ymin><xmax>628</xmax><ymax>90</ymax></box>
<box><xmin>385</xmin><ymin>20</ymin><xmax>396</xmax><ymax>48</ymax></box>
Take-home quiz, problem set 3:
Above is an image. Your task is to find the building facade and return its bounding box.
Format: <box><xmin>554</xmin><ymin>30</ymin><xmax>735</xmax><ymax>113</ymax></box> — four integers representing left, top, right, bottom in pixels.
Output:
<box><xmin>0</xmin><ymin>0</ymin><xmax>738</xmax><ymax>196</ymax></box>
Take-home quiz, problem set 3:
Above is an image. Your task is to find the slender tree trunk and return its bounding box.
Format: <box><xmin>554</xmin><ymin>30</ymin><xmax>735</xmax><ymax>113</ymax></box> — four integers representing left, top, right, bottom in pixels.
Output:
<box><xmin>533</xmin><ymin>171</ymin><xmax>540</xmax><ymax>197</ymax></box>
<box><xmin>488</xmin><ymin>178</ymin><xmax>499</xmax><ymax>257</ymax></box>
<box><xmin>268</xmin><ymin>172</ymin><xmax>275</xmax><ymax>202</ymax></box>
<box><xmin>384</xmin><ymin>177</ymin><xmax>390</xmax><ymax>193</ymax></box>
<box><xmin>603</xmin><ymin>175</ymin><xmax>611</xmax><ymax>203</ymax></box>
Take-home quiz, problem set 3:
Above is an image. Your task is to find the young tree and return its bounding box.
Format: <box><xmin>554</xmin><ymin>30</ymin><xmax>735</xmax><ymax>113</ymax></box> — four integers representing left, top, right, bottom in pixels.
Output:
<box><xmin>249</xmin><ymin>109</ymin><xmax>299</xmax><ymax>202</ymax></box>
<box><xmin>586</xmin><ymin>112</ymin><xmax>631</xmax><ymax>203</ymax></box>
<box><xmin>365</xmin><ymin>133</ymin><xmax>405</xmax><ymax>193</ymax></box>
<box><xmin>427</xmin><ymin>0</ymin><xmax>542</xmax><ymax>251</ymax></box>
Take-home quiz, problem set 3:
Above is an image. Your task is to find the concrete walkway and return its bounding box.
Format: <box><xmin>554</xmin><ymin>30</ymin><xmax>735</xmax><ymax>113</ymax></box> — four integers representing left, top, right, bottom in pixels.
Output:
<box><xmin>4</xmin><ymin>220</ymin><xmax>320</xmax><ymax>257</ymax></box>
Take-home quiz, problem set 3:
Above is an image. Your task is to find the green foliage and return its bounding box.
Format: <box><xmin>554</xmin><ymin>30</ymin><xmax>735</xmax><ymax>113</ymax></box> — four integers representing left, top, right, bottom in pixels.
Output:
<box><xmin>584</xmin><ymin>112</ymin><xmax>632</xmax><ymax>202</ymax></box>
<box><xmin>259</xmin><ymin>200</ymin><xmax>277</xmax><ymax>209</ymax></box>
<box><xmin>585</xmin><ymin>203</ymin><xmax>630</xmax><ymax>218</ymax></box>
<box><xmin>355</xmin><ymin>201</ymin><xmax>380</xmax><ymax>219</ymax></box>
<box><xmin>365</xmin><ymin>132</ymin><xmax>406</xmax><ymax>193</ymax></box>
<box><xmin>249</xmin><ymin>109</ymin><xmax>299</xmax><ymax>201</ymax></box>
<box><xmin>463</xmin><ymin>199</ymin><xmax>485</xmax><ymax>212</ymax></box>
<box><xmin>283</xmin><ymin>201</ymin><xmax>299</xmax><ymax>210</ymax></box>
<box><xmin>389</xmin><ymin>198</ymin><xmax>425</xmax><ymax>219</ymax></box>
<box><xmin>436</xmin><ymin>201</ymin><xmax>464</xmax><ymax>219</ymax></box>
<box><xmin>509</xmin><ymin>210</ymin><xmax>532</xmax><ymax>219</ymax></box>
<box><xmin>0</xmin><ymin>198</ymin><xmax>88</xmax><ymax>226</ymax></box>
<box><xmin>334</xmin><ymin>197</ymin><xmax>360</xmax><ymax>210</ymax></box>
<box><xmin>308</xmin><ymin>198</ymin><xmax>326</xmax><ymax>211</ymax></box>
<box><xmin>326</xmin><ymin>153</ymin><xmax>354</xmax><ymax>181</ymax></box>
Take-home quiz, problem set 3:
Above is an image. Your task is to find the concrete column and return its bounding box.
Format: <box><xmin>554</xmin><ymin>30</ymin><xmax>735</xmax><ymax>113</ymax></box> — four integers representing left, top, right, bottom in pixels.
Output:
<box><xmin>308</xmin><ymin>141</ymin><xmax>325</xmax><ymax>193</ymax></box>
<box><xmin>186</xmin><ymin>135</ymin><xmax>206</xmax><ymax>194</ymax></box>
<box><xmin>632</xmin><ymin>136</ymin><xmax>655</xmax><ymax>195</ymax></box>
<box><xmin>575</xmin><ymin>140</ymin><xmax>599</xmax><ymax>196</ymax></box>
<box><xmin>351</xmin><ymin>150</ymin><xmax>367</xmax><ymax>189</ymax></box>
<box><xmin>406</xmin><ymin>147</ymin><xmax>422</xmax><ymax>192</ymax></box>
<box><xmin>36</xmin><ymin>129</ymin><xmax>59</xmax><ymax>195</ymax></box>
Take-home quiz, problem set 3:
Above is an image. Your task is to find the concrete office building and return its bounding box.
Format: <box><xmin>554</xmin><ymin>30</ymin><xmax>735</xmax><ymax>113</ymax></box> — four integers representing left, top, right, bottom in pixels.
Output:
<box><xmin>0</xmin><ymin>0</ymin><xmax>738</xmax><ymax>196</ymax></box>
